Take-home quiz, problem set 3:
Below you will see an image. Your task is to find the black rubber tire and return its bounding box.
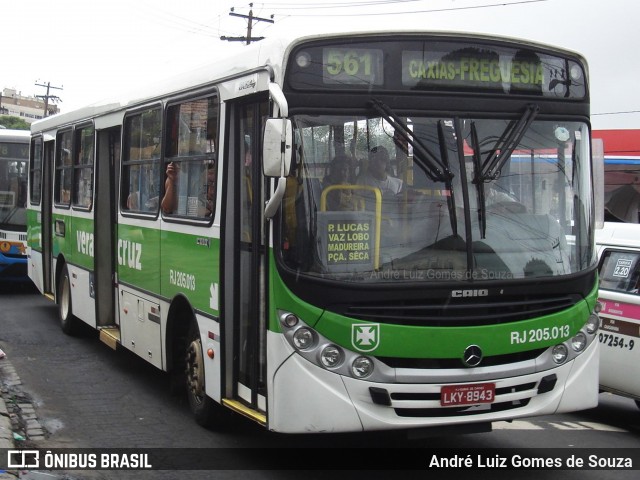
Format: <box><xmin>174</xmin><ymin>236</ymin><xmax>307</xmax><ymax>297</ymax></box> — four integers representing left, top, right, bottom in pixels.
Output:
<box><xmin>58</xmin><ymin>265</ymin><xmax>78</xmax><ymax>335</ymax></box>
<box><xmin>185</xmin><ymin>325</ymin><xmax>230</xmax><ymax>428</ymax></box>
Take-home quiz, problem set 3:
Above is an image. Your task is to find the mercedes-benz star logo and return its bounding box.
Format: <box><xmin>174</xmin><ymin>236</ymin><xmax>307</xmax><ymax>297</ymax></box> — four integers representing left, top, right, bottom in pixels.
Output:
<box><xmin>462</xmin><ymin>345</ymin><xmax>483</xmax><ymax>367</ymax></box>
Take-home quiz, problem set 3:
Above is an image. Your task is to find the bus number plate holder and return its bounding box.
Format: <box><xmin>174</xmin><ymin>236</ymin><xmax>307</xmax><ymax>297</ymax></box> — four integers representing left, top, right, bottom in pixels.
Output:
<box><xmin>440</xmin><ymin>382</ymin><xmax>495</xmax><ymax>407</ymax></box>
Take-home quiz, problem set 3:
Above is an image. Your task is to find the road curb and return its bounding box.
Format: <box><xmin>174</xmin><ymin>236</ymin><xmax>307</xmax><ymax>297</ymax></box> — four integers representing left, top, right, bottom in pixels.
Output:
<box><xmin>1</xmin><ymin>350</ymin><xmax>51</xmax><ymax>476</ymax></box>
<box><xmin>0</xmin><ymin>353</ymin><xmax>46</xmax><ymax>443</ymax></box>
<box><xmin>0</xmin><ymin>354</ymin><xmax>16</xmax><ymax>479</ymax></box>
<box><xmin>0</xmin><ymin>358</ymin><xmax>15</xmax><ymax>450</ymax></box>
<box><xmin>0</xmin><ymin>354</ymin><xmax>70</xmax><ymax>480</ymax></box>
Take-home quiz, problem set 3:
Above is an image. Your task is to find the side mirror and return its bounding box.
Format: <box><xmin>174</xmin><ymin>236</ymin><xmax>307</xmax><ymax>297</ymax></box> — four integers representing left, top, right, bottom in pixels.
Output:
<box><xmin>263</xmin><ymin>118</ymin><xmax>292</xmax><ymax>177</ymax></box>
<box><xmin>592</xmin><ymin>137</ymin><xmax>604</xmax><ymax>229</ymax></box>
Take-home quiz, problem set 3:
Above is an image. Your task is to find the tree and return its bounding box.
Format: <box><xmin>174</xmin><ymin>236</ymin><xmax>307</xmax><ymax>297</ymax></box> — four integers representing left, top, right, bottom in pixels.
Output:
<box><xmin>0</xmin><ymin>116</ymin><xmax>30</xmax><ymax>130</ymax></box>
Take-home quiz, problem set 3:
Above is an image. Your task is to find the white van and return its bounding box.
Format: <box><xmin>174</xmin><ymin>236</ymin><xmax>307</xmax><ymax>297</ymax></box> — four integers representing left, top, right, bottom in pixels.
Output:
<box><xmin>595</xmin><ymin>222</ymin><xmax>640</xmax><ymax>409</ymax></box>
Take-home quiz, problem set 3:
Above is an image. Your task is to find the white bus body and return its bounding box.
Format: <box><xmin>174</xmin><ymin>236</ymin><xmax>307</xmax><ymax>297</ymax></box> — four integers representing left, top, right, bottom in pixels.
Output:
<box><xmin>596</xmin><ymin>222</ymin><xmax>640</xmax><ymax>407</ymax></box>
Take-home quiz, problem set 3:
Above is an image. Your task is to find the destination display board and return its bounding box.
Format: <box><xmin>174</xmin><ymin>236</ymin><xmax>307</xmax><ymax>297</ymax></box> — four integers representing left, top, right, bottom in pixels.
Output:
<box><xmin>0</xmin><ymin>142</ymin><xmax>29</xmax><ymax>160</ymax></box>
<box><xmin>317</xmin><ymin>211</ymin><xmax>377</xmax><ymax>273</ymax></box>
<box><xmin>287</xmin><ymin>37</ymin><xmax>586</xmax><ymax>99</ymax></box>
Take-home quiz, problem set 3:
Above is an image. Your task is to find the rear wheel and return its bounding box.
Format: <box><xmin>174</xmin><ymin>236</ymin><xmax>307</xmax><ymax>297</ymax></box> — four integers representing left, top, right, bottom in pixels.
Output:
<box><xmin>58</xmin><ymin>265</ymin><xmax>77</xmax><ymax>335</ymax></box>
<box><xmin>185</xmin><ymin>325</ymin><xmax>230</xmax><ymax>428</ymax></box>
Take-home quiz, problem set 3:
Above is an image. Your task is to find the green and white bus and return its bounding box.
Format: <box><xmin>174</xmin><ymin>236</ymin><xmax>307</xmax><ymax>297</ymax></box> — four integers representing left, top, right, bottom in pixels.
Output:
<box><xmin>28</xmin><ymin>31</ymin><xmax>603</xmax><ymax>433</ymax></box>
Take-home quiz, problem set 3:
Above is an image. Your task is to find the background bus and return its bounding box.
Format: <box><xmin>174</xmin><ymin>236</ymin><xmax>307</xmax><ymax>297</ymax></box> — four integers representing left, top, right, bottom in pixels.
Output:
<box><xmin>592</xmin><ymin>129</ymin><xmax>640</xmax><ymax>223</ymax></box>
<box><xmin>0</xmin><ymin>128</ymin><xmax>29</xmax><ymax>282</ymax></box>
<box><xmin>595</xmin><ymin>222</ymin><xmax>640</xmax><ymax>409</ymax></box>
<box><xmin>28</xmin><ymin>31</ymin><xmax>602</xmax><ymax>434</ymax></box>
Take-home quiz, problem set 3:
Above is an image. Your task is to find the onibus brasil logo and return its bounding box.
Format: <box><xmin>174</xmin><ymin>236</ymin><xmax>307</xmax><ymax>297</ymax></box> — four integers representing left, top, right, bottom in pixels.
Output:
<box><xmin>351</xmin><ymin>323</ymin><xmax>380</xmax><ymax>352</ymax></box>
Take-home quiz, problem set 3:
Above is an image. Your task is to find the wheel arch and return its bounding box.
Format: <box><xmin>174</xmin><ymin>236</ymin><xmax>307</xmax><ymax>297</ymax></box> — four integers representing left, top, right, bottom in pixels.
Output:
<box><xmin>165</xmin><ymin>293</ymin><xmax>197</xmax><ymax>374</ymax></box>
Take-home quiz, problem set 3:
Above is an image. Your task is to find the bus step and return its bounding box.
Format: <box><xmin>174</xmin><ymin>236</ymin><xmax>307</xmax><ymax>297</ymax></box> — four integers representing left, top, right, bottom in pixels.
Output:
<box><xmin>222</xmin><ymin>399</ymin><xmax>266</xmax><ymax>426</ymax></box>
<box><xmin>99</xmin><ymin>327</ymin><xmax>121</xmax><ymax>350</ymax></box>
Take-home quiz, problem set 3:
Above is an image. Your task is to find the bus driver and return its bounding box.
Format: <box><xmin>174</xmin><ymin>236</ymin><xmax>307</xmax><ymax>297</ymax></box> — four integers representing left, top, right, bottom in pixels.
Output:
<box><xmin>356</xmin><ymin>145</ymin><xmax>403</xmax><ymax>196</ymax></box>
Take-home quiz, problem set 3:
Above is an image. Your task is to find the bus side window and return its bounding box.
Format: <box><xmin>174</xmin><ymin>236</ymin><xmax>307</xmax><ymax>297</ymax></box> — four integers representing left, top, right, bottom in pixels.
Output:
<box><xmin>162</xmin><ymin>95</ymin><xmax>218</xmax><ymax>219</ymax></box>
<box><xmin>73</xmin><ymin>125</ymin><xmax>94</xmax><ymax>209</ymax></box>
<box><xmin>122</xmin><ymin>108</ymin><xmax>162</xmax><ymax>214</ymax></box>
<box><xmin>54</xmin><ymin>130</ymin><xmax>73</xmax><ymax>207</ymax></box>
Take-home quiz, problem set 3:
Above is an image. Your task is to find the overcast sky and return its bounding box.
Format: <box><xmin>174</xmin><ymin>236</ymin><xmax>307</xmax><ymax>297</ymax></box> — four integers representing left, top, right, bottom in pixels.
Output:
<box><xmin>1</xmin><ymin>0</ymin><xmax>637</xmax><ymax>129</ymax></box>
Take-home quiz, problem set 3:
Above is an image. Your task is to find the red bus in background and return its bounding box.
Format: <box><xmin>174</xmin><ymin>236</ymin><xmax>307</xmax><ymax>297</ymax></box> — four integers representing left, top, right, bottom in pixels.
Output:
<box><xmin>592</xmin><ymin>129</ymin><xmax>640</xmax><ymax>223</ymax></box>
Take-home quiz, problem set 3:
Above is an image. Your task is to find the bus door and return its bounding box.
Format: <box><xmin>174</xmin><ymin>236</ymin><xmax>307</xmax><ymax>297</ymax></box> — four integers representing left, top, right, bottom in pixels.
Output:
<box><xmin>222</xmin><ymin>98</ymin><xmax>269</xmax><ymax>419</ymax></box>
<box><xmin>94</xmin><ymin>127</ymin><xmax>120</xmax><ymax>327</ymax></box>
<box><xmin>42</xmin><ymin>139</ymin><xmax>54</xmax><ymax>296</ymax></box>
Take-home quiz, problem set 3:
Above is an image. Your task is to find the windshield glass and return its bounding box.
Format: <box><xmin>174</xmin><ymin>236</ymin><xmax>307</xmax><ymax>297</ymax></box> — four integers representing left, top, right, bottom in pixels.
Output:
<box><xmin>279</xmin><ymin>114</ymin><xmax>594</xmax><ymax>283</ymax></box>
<box><xmin>0</xmin><ymin>155</ymin><xmax>28</xmax><ymax>229</ymax></box>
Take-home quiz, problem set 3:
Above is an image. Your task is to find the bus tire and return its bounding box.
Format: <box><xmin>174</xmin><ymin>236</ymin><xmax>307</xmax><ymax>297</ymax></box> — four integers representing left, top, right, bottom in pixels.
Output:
<box><xmin>185</xmin><ymin>326</ymin><xmax>228</xmax><ymax>428</ymax></box>
<box><xmin>58</xmin><ymin>265</ymin><xmax>78</xmax><ymax>335</ymax></box>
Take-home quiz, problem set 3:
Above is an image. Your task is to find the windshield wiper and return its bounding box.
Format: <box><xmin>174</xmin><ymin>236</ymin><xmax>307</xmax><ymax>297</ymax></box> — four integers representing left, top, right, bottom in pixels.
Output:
<box><xmin>480</xmin><ymin>103</ymin><xmax>539</xmax><ymax>181</ymax></box>
<box><xmin>469</xmin><ymin>122</ymin><xmax>487</xmax><ymax>238</ymax></box>
<box><xmin>369</xmin><ymin>99</ymin><xmax>458</xmax><ymax>236</ymax></box>
<box><xmin>368</xmin><ymin>99</ymin><xmax>453</xmax><ymax>182</ymax></box>
<box><xmin>437</xmin><ymin>120</ymin><xmax>458</xmax><ymax>237</ymax></box>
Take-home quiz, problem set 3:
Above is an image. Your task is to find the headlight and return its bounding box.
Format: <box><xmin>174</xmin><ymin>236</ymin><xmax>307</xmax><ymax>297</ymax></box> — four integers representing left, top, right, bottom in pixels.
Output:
<box><xmin>278</xmin><ymin>311</ymin><xmax>384</xmax><ymax>381</ymax></box>
<box><xmin>293</xmin><ymin>328</ymin><xmax>316</xmax><ymax>350</ymax></box>
<box><xmin>571</xmin><ymin>332</ymin><xmax>587</xmax><ymax>352</ymax></box>
<box><xmin>586</xmin><ymin>314</ymin><xmax>599</xmax><ymax>334</ymax></box>
<box><xmin>320</xmin><ymin>345</ymin><xmax>344</xmax><ymax>368</ymax></box>
<box><xmin>280</xmin><ymin>312</ymin><xmax>299</xmax><ymax>328</ymax></box>
<box><xmin>352</xmin><ymin>356</ymin><xmax>374</xmax><ymax>378</ymax></box>
<box><xmin>552</xmin><ymin>344</ymin><xmax>568</xmax><ymax>364</ymax></box>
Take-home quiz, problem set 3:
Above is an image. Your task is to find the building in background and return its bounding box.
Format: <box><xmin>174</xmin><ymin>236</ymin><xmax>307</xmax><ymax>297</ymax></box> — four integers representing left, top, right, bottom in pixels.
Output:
<box><xmin>0</xmin><ymin>88</ymin><xmax>59</xmax><ymax>124</ymax></box>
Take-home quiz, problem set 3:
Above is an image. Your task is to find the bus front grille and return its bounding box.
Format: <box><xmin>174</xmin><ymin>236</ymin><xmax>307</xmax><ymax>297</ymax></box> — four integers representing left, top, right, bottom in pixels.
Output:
<box><xmin>378</xmin><ymin>348</ymin><xmax>546</xmax><ymax>369</ymax></box>
<box><xmin>342</xmin><ymin>294</ymin><xmax>578</xmax><ymax>327</ymax></box>
<box><xmin>369</xmin><ymin>380</ymin><xmax>545</xmax><ymax>418</ymax></box>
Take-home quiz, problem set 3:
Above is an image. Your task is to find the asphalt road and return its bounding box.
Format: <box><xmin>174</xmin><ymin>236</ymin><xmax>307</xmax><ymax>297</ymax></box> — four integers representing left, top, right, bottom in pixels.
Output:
<box><xmin>1</xmin><ymin>283</ymin><xmax>639</xmax><ymax>480</ymax></box>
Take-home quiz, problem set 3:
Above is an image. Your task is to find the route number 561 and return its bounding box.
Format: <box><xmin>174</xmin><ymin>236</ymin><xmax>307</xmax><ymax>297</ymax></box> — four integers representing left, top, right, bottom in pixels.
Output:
<box><xmin>326</xmin><ymin>50</ymin><xmax>372</xmax><ymax>76</ymax></box>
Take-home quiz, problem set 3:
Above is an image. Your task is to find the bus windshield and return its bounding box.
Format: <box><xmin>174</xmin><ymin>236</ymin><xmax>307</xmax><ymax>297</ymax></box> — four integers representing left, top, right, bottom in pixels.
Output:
<box><xmin>0</xmin><ymin>155</ymin><xmax>28</xmax><ymax>229</ymax></box>
<box><xmin>279</xmin><ymin>114</ymin><xmax>594</xmax><ymax>283</ymax></box>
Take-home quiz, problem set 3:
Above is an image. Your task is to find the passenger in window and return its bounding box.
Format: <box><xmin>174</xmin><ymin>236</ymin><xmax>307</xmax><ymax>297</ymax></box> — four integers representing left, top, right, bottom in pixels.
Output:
<box><xmin>161</xmin><ymin>161</ymin><xmax>215</xmax><ymax>217</ymax></box>
<box><xmin>161</xmin><ymin>162</ymin><xmax>179</xmax><ymax>214</ymax></box>
<box><xmin>323</xmin><ymin>155</ymin><xmax>355</xmax><ymax>211</ymax></box>
<box><xmin>126</xmin><ymin>191</ymin><xmax>139</xmax><ymax>210</ymax></box>
<box><xmin>201</xmin><ymin>162</ymin><xmax>216</xmax><ymax>217</ymax></box>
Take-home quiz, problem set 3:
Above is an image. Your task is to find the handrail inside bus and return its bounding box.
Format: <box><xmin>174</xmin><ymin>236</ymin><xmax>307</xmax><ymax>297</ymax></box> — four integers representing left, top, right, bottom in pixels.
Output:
<box><xmin>269</xmin><ymin>83</ymin><xmax>288</xmax><ymax>118</ymax></box>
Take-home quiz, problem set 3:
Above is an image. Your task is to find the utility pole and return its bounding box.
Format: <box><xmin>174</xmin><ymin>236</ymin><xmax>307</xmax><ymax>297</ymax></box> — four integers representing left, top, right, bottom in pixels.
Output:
<box><xmin>220</xmin><ymin>3</ymin><xmax>274</xmax><ymax>45</ymax></box>
<box><xmin>35</xmin><ymin>81</ymin><xmax>63</xmax><ymax>117</ymax></box>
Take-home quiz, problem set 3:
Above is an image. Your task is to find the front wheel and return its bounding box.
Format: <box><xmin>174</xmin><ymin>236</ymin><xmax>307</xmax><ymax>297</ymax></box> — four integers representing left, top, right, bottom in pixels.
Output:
<box><xmin>185</xmin><ymin>327</ymin><xmax>230</xmax><ymax>428</ymax></box>
<box><xmin>58</xmin><ymin>265</ymin><xmax>78</xmax><ymax>335</ymax></box>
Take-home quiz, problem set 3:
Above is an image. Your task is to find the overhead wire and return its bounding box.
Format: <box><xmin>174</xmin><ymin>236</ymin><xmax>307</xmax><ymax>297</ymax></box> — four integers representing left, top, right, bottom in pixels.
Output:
<box><xmin>133</xmin><ymin>0</ymin><xmax>550</xmax><ymax>39</ymax></box>
<box><xmin>259</xmin><ymin>0</ymin><xmax>548</xmax><ymax>16</ymax></box>
<box><xmin>593</xmin><ymin>110</ymin><xmax>640</xmax><ymax>116</ymax></box>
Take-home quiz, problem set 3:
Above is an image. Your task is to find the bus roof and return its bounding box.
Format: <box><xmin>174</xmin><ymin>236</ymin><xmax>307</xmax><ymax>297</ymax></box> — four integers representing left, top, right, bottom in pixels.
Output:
<box><xmin>0</xmin><ymin>129</ymin><xmax>30</xmax><ymax>142</ymax></box>
<box><xmin>30</xmin><ymin>29</ymin><xmax>587</xmax><ymax>134</ymax></box>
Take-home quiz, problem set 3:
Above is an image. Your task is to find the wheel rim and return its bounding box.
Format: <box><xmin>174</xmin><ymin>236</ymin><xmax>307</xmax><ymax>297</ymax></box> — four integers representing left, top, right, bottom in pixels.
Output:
<box><xmin>186</xmin><ymin>339</ymin><xmax>205</xmax><ymax>406</ymax></box>
<box><xmin>60</xmin><ymin>275</ymin><xmax>70</xmax><ymax>320</ymax></box>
